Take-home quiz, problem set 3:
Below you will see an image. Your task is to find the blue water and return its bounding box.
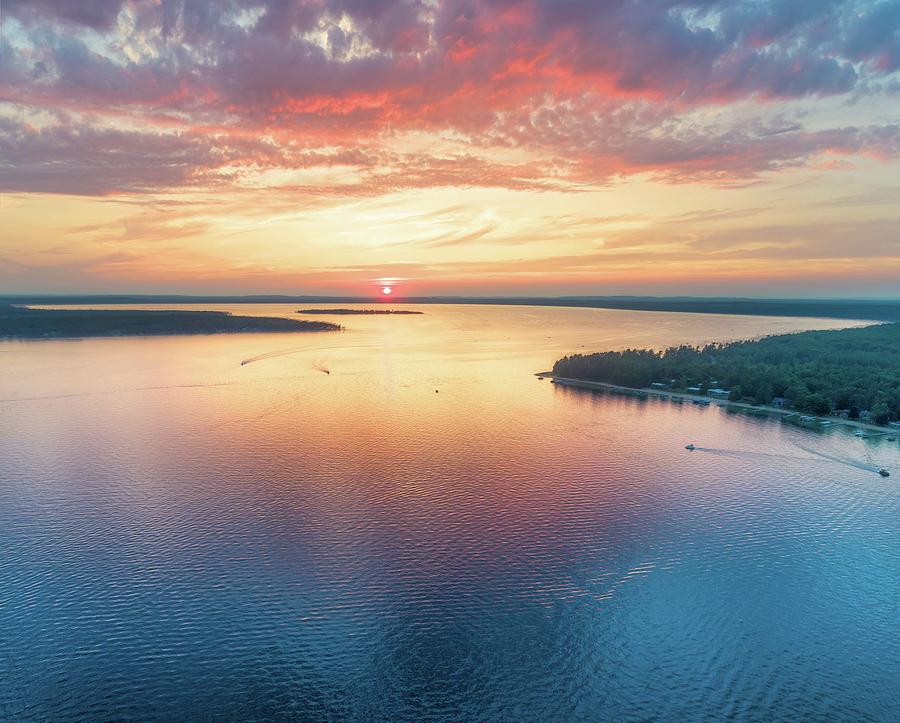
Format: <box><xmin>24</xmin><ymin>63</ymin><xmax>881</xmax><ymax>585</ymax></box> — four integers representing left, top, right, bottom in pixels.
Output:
<box><xmin>1</xmin><ymin>305</ymin><xmax>898</xmax><ymax>720</ymax></box>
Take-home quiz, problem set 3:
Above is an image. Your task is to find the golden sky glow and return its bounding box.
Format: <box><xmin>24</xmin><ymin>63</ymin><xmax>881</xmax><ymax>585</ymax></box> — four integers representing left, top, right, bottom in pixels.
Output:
<box><xmin>1</xmin><ymin>1</ymin><xmax>899</xmax><ymax>297</ymax></box>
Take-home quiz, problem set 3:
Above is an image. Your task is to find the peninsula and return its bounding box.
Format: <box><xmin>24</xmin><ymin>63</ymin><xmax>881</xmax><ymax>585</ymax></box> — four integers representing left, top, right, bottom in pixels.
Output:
<box><xmin>296</xmin><ymin>308</ymin><xmax>423</xmax><ymax>315</ymax></box>
<box><xmin>552</xmin><ymin>323</ymin><xmax>900</xmax><ymax>426</ymax></box>
<box><xmin>0</xmin><ymin>306</ymin><xmax>340</xmax><ymax>339</ymax></box>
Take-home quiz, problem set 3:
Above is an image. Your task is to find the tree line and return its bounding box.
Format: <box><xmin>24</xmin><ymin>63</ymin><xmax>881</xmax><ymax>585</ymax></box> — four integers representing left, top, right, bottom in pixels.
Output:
<box><xmin>552</xmin><ymin>323</ymin><xmax>900</xmax><ymax>424</ymax></box>
<box><xmin>0</xmin><ymin>305</ymin><xmax>340</xmax><ymax>338</ymax></box>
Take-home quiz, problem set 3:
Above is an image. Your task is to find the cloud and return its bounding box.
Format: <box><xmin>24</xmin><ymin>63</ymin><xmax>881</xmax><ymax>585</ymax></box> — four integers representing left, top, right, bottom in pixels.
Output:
<box><xmin>0</xmin><ymin>117</ymin><xmax>222</xmax><ymax>194</ymax></box>
<box><xmin>1</xmin><ymin>0</ymin><xmax>900</xmax><ymax>196</ymax></box>
<box><xmin>5</xmin><ymin>1</ymin><xmax>897</xmax><ymax>107</ymax></box>
<box><xmin>4</xmin><ymin>0</ymin><xmax>127</xmax><ymax>30</ymax></box>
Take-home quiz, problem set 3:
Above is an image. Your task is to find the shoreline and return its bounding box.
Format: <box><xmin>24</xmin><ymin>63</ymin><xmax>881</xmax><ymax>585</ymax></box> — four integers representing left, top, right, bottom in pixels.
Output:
<box><xmin>6</xmin><ymin>295</ymin><xmax>900</xmax><ymax>322</ymax></box>
<box><xmin>0</xmin><ymin>327</ymin><xmax>341</xmax><ymax>342</ymax></box>
<box><xmin>537</xmin><ymin>373</ymin><xmax>899</xmax><ymax>437</ymax></box>
<box><xmin>0</xmin><ymin>306</ymin><xmax>341</xmax><ymax>340</ymax></box>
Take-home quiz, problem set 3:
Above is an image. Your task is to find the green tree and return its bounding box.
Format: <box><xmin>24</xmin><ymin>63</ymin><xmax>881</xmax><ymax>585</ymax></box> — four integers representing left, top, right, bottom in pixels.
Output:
<box><xmin>754</xmin><ymin>382</ymin><xmax>773</xmax><ymax>405</ymax></box>
<box><xmin>784</xmin><ymin>384</ymin><xmax>808</xmax><ymax>407</ymax></box>
<box><xmin>872</xmin><ymin>401</ymin><xmax>891</xmax><ymax>425</ymax></box>
<box><xmin>803</xmin><ymin>394</ymin><xmax>831</xmax><ymax>415</ymax></box>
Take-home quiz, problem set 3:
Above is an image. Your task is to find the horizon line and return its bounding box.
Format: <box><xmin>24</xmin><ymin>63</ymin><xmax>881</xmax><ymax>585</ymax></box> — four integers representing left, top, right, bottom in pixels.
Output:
<box><xmin>4</xmin><ymin>294</ymin><xmax>900</xmax><ymax>303</ymax></box>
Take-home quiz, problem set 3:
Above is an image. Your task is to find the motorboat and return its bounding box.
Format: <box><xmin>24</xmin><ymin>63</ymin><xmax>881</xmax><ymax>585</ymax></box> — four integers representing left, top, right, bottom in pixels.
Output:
<box><xmin>685</xmin><ymin>443</ymin><xmax>696</xmax><ymax>451</ymax></box>
<box><xmin>879</xmin><ymin>468</ymin><xmax>890</xmax><ymax>478</ymax></box>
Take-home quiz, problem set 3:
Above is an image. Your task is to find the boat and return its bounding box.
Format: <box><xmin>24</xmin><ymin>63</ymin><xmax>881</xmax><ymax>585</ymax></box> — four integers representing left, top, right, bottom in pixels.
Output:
<box><xmin>685</xmin><ymin>443</ymin><xmax>696</xmax><ymax>451</ymax></box>
<box><xmin>692</xmin><ymin>399</ymin><xmax>710</xmax><ymax>406</ymax></box>
<box><xmin>879</xmin><ymin>468</ymin><xmax>890</xmax><ymax>477</ymax></box>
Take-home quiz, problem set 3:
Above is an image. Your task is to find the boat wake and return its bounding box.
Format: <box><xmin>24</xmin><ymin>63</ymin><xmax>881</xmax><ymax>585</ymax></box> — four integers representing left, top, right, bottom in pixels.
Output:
<box><xmin>692</xmin><ymin>444</ymin><xmax>888</xmax><ymax>476</ymax></box>
<box><xmin>794</xmin><ymin>443</ymin><xmax>888</xmax><ymax>475</ymax></box>
<box><xmin>240</xmin><ymin>346</ymin><xmax>313</xmax><ymax>365</ymax></box>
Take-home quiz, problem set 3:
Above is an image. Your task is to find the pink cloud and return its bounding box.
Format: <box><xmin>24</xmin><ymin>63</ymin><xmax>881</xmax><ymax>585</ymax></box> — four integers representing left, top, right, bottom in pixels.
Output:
<box><xmin>2</xmin><ymin>0</ymin><xmax>900</xmax><ymax>195</ymax></box>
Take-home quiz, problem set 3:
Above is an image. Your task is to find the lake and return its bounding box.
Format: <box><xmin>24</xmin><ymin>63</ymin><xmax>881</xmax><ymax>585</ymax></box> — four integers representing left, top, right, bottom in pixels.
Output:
<box><xmin>1</xmin><ymin>304</ymin><xmax>898</xmax><ymax>720</ymax></box>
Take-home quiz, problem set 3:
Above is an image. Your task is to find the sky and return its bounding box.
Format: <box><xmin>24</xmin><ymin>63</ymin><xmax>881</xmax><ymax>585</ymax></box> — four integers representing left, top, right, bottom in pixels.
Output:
<box><xmin>1</xmin><ymin>0</ymin><xmax>899</xmax><ymax>298</ymax></box>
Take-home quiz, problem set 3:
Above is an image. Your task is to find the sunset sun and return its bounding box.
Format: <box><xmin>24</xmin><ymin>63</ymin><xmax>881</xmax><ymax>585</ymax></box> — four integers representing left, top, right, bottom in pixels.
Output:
<box><xmin>382</xmin><ymin>286</ymin><xmax>393</xmax><ymax>295</ymax></box>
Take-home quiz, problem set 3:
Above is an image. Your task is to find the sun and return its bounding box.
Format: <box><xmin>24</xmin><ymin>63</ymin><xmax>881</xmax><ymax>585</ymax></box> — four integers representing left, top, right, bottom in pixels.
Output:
<box><xmin>381</xmin><ymin>286</ymin><xmax>393</xmax><ymax>295</ymax></box>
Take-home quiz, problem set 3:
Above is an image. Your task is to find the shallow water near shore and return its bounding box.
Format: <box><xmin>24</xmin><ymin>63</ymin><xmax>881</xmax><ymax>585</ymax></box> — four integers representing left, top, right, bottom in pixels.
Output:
<box><xmin>1</xmin><ymin>304</ymin><xmax>898</xmax><ymax>720</ymax></box>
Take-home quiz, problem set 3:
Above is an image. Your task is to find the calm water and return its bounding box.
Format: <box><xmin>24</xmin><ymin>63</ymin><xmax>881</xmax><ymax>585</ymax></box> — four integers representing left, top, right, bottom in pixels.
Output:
<box><xmin>1</xmin><ymin>305</ymin><xmax>898</xmax><ymax>721</ymax></box>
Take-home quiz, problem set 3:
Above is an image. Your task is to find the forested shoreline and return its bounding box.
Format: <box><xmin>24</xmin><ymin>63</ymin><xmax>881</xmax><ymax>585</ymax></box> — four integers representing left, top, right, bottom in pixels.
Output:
<box><xmin>553</xmin><ymin>323</ymin><xmax>900</xmax><ymax>424</ymax></box>
<box><xmin>0</xmin><ymin>306</ymin><xmax>340</xmax><ymax>339</ymax></box>
<box><xmin>4</xmin><ymin>296</ymin><xmax>900</xmax><ymax>322</ymax></box>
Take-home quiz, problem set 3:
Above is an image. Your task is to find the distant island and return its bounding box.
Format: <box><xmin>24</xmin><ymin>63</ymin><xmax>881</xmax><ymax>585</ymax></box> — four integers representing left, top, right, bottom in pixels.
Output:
<box><xmin>296</xmin><ymin>308</ymin><xmax>423</xmax><ymax>315</ymax></box>
<box><xmin>552</xmin><ymin>323</ymin><xmax>900</xmax><ymax>425</ymax></box>
<box><xmin>0</xmin><ymin>306</ymin><xmax>340</xmax><ymax>339</ymax></box>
